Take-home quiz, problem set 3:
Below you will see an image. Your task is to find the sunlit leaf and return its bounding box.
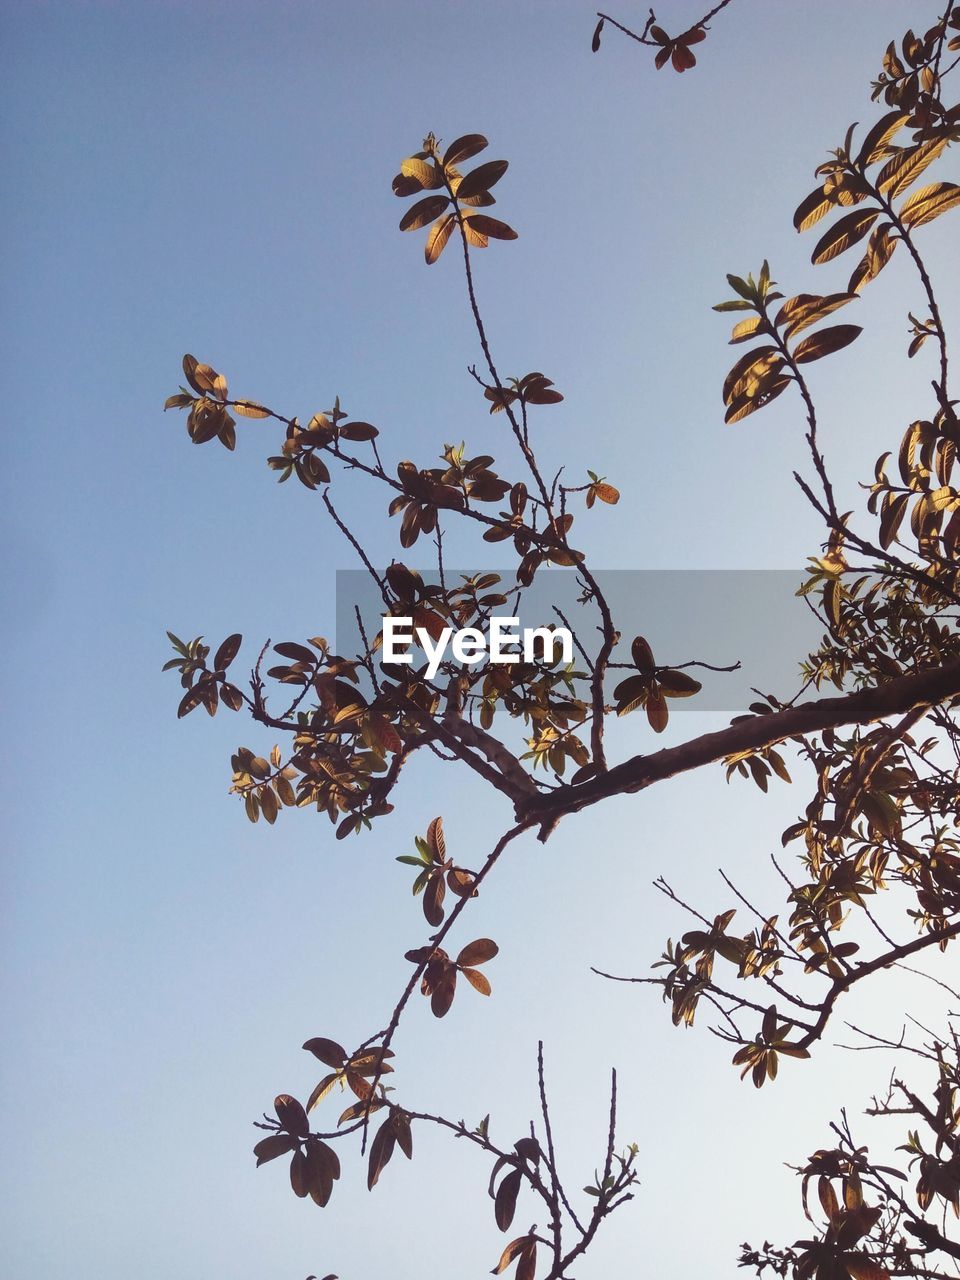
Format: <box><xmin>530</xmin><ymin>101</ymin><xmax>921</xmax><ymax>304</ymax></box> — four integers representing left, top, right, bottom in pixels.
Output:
<box><xmin>399</xmin><ymin>194</ymin><xmax>450</xmax><ymax>231</ymax></box>
<box><xmin>456</xmin><ymin>160</ymin><xmax>508</xmax><ymax>200</ymax></box>
<box><xmin>811</xmin><ymin>209</ymin><xmax>879</xmax><ymax>264</ymax></box>
<box><xmin>900</xmin><ymin>181</ymin><xmax>960</xmax><ymax>229</ymax></box>
<box><xmin>443</xmin><ymin>133</ymin><xmax>488</xmax><ymax>167</ymax></box>
<box><xmin>425</xmin><ymin>213</ymin><xmax>456</xmax><ymax>264</ymax></box>
<box><xmin>462</xmin><ymin>212</ymin><xmax>518</xmax><ymax>240</ymax></box>
<box><xmin>792</xmin><ymin>324</ymin><xmax>862</xmax><ymax>363</ymax></box>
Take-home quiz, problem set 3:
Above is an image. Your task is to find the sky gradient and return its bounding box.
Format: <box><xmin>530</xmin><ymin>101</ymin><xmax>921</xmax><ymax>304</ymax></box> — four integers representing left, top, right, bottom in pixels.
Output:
<box><xmin>2</xmin><ymin>2</ymin><xmax>958</xmax><ymax>1277</ymax></box>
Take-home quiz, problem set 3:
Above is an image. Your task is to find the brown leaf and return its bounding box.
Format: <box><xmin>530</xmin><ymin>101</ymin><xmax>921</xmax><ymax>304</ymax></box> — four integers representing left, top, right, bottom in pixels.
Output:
<box><xmin>492</xmin><ymin>1236</ymin><xmax>528</xmax><ymax>1275</ymax></box>
<box><xmin>877</xmin><ymin>135</ymin><xmax>948</xmax><ymax>198</ymax></box>
<box><xmin>393</xmin><ymin>1110</ymin><xmax>414</xmax><ymax>1160</ymax></box>
<box><xmin>424</xmin><ymin>873</ymin><xmax>446</xmax><ymax>926</ymax></box>
<box><xmin>777</xmin><ymin>292</ymin><xmax>855</xmax><ymax>339</ymax></box>
<box><xmin>306</xmin><ymin>1138</ymin><xmax>339</xmax><ymax>1207</ymax></box>
<box><xmin>399</xmin><ymin>194</ymin><xmax>450</xmax><ymax>232</ymax></box>
<box><xmin>657</xmin><ymin>669</ymin><xmax>702</xmax><ymax>697</ymax></box>
<box><xmin>724</xmin><ymin>374</ymin><xmax>791</xmax><ymax>423</ymax></box>
<box><xmin>275</xmin><ymin>1094</ymin><xmax>310</xmax><ymax>1138</ymax></box>
<box><xmin>253</xmin><ymin>1134</ymin><xmax>297</xmax><ymax>1166</ymax></box>
<box><xmin>461</xmin><ymin>966</ymin><xmax>492</xmax><ymax>995</ymax></box>
<box><xmin>431</xmin><ymin>970</ymin><xmax>457</xmax><ymax>1017</ymax></box>
<box><xmin>399</xmin><ymin>156</ymin><xmax>442</xmax><ymax>189</ymax></box>
<box><xmin>646</xmin><ymin>683</ymin><xmax>669</xmax><ymax>733</ymax></box>
<box><xmin>425</xmin><ymin>213</ymin><xmax>456</xmax><ymax>264</ymax></box>
<box><xmin>517</xmin><ymin>1240</ymin><xmax>537</xmax><ymax>1280</ymax></box>
<box><xmin>855</xmin><ymin>109</ymin><xmax>908</xmax><ymax>165</ymax></box>
<box><xmin>306</xmin><ymin>1072</ymin><xmax>341</xmax><ymax>1114</ymax></box>
<box><xmin>794</xmin><ymin>187</ymin><xmax>833</xmax><ymax>233</ymax></box>
<box><xmin>392</xmin><ymin>172</ymin><xmax>423</xmax><ymax>198</ymax></box>
<box><xmin>457</xmin><ymin>160</ymin><xmax>509</xmax><ymax>200</ymax></box>
<box><xmin>259</xmin><ymin>785</ymin><xmax>278</xmax><ymax>824</ymax></box>
<box><xmin>880</xmin><ymin>492</ymin><xmax>910</xmax><ymax>549</ymax></box>
<box><xmin>213</xmin><ymin>633</ymin><xmax>242</xmax><ymax>670</ymax></box>
<box><xmin>818</xmin><ymin>1175</ymin><xmax>840</xmax><ymax>1222</ymax></box>
<box><xmin>427</xmin><ymin>815</ymin><xmax>446</xmax><ymax>861</ymax></box>
<box><xmin>811</xmin><ymin>209</ymin><xmax>879</xmax><ymax>264</ymax></box>
<box><xmin>848</xmin><ymin>224</ymin><xmax>897</xmax><ymax>293</ymax></box>
<box><xmin>672</xmin><ymin>42</ymin><xmax>697</xmax><ymax>71</ymax></box>
<box><xmin>367</xmin><ymin>1115</ymin><xmax>396</xmax><ymax>1190</ymax></box>
<box><xmin>303</xmin><ymin>1037</ymin><xmax>347</xmax><ymax>1068</ymax></box>
<box><xmin>632</xmin><ymin>635</ymin><xmax>655</xmax><ymax>672</ymax></box>
<box><xmin>233</xmin><ymin>400</ymin><xmax>270</xmax><ymax>418</ymax></box>
<box><xmin>177</xmin><ymin>686</ymin><xmax>205</xmax><ymax>719</ymax></box>
<box><xmin>338</xmin><ymin>420</ymin><xmax>379</xmax><ymax>442</ymax></box>
<box><xmin>457</xmin><ymin>938</ymin><xmax>499</xmax><ymax>966</ymax></box>
<box><xmin>463</xmin><ymin>212</ymin><xmax>518</xmax><ymax>240</ymax></box>
<box><xmin>182</xmin><ymin>354</ymin><xmax>220</xmax><ymax>395</ymax></box>
<box><xmin>900</xmin><ymin>181</ymin><xmax>960</xmax><ymax>229</ymax></box>
<box><xmin>722</xmin><ymin>346</ymin><xmax>780</xmax><ymax>405</ymax></box>
<box><xmin>443</xmin><ymin>133</ymin><xmax>488</xmax><ymax>167</ymax></box>
<box><xmin>792</xmin><ymin>323</ymin><xmax>862</xmax><ymax>363</ymax></box>
<box><xmin>494</xmin><ymin>1168</ymin><xmax>522</xmax><ymax>1231</ymax></box>
<box><xmin>289</xmin><ymin>1148</ymin><xmax>309</xmax><ymax>1197</ymax></box>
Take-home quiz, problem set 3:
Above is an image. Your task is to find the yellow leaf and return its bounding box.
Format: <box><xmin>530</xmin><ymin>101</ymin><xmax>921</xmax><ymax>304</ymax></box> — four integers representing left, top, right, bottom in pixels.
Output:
<box><xmin>425</xmin><ymin>213</ymin><xmax>456</xmax><ymax>264</ymax></box>
<box><xmin>900</xmin><ymin>181</ymin><xmax>960</xmax><ymax>229</ymax></box>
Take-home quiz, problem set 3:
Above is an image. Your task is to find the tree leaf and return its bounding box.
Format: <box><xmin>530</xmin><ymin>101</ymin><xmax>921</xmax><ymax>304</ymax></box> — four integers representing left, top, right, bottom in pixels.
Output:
<box><xmin>492</xmin><ymin>1237</ymin><xmax>530</xmax><ymax>1275</ymax></box>
<box><xmin>495</xmin><ymin>1168</ymin><xmax>522</xmax><ymax>1231</ymax></box>
<box><xmin>427</xmin><ymin>815</ymin><xmax>446</xmax><ymax>861</ymax></box>
<box><xmin>253</xmin><ymin>1134</ymin><xmax>297</xmax><ymax>1165</ymax></box>
<box><xmin>811</xmin><ymin>209</ymin><xmax>879</xmax><ymax>264</ymax></box>
<box><xmin>424</xmin><ymin>873</ymin><xmax>446</xmax><ymax>926</ymax></box>
<box><xmin>877</xmin><ymin>135</ymin><xmax>948</xmax><ymax>199</ymax></box>
<box><xmin>462</xmin><ymin>213</ymin><xmax>518</xmax><ymax>240</ymax></box>
<box><xmin>722</xmin><ymin>346</ymin><xmax>779</xmax><ymax>404</ymax></box>
<box><xmin>777</xmin><ymin>292</ymin><xmax>855</xmax><ymax>339</ymax></box>
<box><xmin>399</xmin><ymin>156</ymin><xmax>442</xmax><ymax>189</ymax></box>
<box><xmin>443</xmin><ymin>133</ymin><xmax>488</xmax><ymax>167</ymax></box>
<box><xmin>900</xmin><ymin>181</ymin><xmax>960</xmax><ymax>229</ymax></box>
<box><xmin>367</xmin><ymin>1115</ymin><xmax>396</xmax><ymax>1190</ymax></box>
<box><xmin>848</xmin><ymin>223</ymin><xmax>897</xmax><ymax>293</ymax></box>
<box><xmin>306</xmin><ymin>1072</ymin><xmax>341</xmax><ymax>1114</ymax></box>
<box><xmin>818</xmin><ymin>1175</ymin><xmax>840</xmax><ymax>1222</ymax></box>
<box><xmin>457</xmin><ymin>160</ymin><xmax>509</xmax><ymax>200</ymax></box>
<box><xmin>792</xmin><ymin>324</ymin><xmax>862</xmax><ymax>363</ymax></box>
<box><xmin>275</xmin><ymin>1094</ymin><xmax>310</xmax><ymax>1138</ymax></box>
<box><xmin>794</xmin><ymin>187</ymin><xmax>833</xmax><ymax>233</ymax></box>
<box><xmin>399</xmin><ymin>194</ymin><xmax>450</xmax><ymax>231</ymax></box>
<box><xmin>724</xmin><ymin>373</ymin><xmax>791</xmax><ymax>423</ymax></box>
<box><xmin>303</xmin><ymin>1037</ymin><xmax>347</xmax><ymax>1068</ymax></box>
<box><xmin>457</xmin><ymin>938</ymin><xmax>499</xmax><ymax>966</ymax></box>
<box><xmin>461</xmin><ymin>966</ymin><xmax>492</xmax><ymax>995</ymax></box>
<box><xmin>646</xmin><ymin>683</ymin><xmax>669</xmax><ymax>733</ymax></box>
<box><xmin>431</xmin><ymin>971</ymin><xmax>457</xmax><ymax>1017</ymax></box>
<box><xmin>855</xmin><ymin>109</ymin><xmax>908</xmax><ymax>165</ymax></box>
<box><xmin>425</xmin><ymin>213</ymin><xmax>456</xmax><ymax>264</ymax></box>
<box><xmin>657</xmin><ymin>669</ymin><xmax>702</xmax><ymax>697</ymax></box>
<box><xmin>879</xmin><ymin>491</ymin><xmax>909</xmax><ymax>549</ymax></box>
<box><xmin>289</xmin><ymin>1148</ymin><xmax>309</xmax><ymax>1197</ymax></box>
<box><xmin>214</xmin><ymin>633</ymin><xmax>242</xmax><ymax>670</ymax></box>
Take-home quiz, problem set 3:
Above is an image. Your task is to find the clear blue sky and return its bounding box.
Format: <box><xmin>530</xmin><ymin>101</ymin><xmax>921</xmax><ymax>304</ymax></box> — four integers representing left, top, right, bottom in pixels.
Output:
<box><xmin>2</xmin><ymin>2</ymin><xmax>957</xmax><ymax>1277</ymax></box>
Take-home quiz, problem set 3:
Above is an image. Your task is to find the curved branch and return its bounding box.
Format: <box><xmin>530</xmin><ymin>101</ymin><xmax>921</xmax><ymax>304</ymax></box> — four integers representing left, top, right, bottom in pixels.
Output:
<box><xmin>522</xmin><ymin>658</ymin><xmax>960</xmax><ymax>829</ymax></box>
